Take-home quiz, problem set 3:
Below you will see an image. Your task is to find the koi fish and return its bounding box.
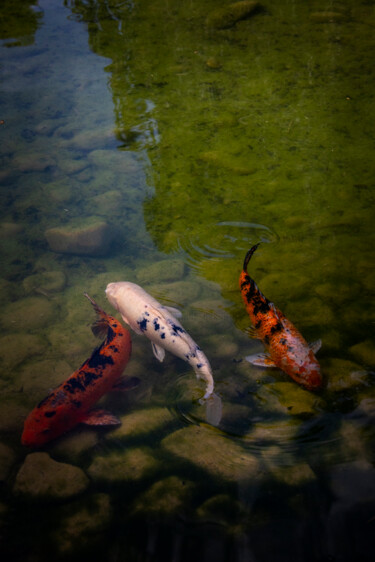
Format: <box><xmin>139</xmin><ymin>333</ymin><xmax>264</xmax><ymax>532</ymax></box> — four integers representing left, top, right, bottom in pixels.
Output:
<box><xmin>22</xmin><ymin>293</ymin><xmax>137</xmax><ymax>448</ymax></box>
<box><xmin>239</xmin><ymin>244</ymin><xmax>322</xmax><ymax>390</ymax></box>
<box><xmin>105</xmin><ymin>282</ymin><xmax>215</xmax><ymax>400</ymax></box>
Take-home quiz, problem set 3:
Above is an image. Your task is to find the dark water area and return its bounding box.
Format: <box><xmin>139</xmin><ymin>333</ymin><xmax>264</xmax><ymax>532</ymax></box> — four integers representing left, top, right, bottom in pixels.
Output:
<box><xmin>0</xmin><ymin>0</ymin><xmax>375</xmax><ymax>560</ymax></box>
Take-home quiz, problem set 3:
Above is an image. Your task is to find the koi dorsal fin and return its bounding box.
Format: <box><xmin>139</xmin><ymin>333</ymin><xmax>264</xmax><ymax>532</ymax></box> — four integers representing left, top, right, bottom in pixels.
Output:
<box><xmin>84</xmin><ymin>292</ymin><xmax>110</xmax><ymax>338</ymax></box>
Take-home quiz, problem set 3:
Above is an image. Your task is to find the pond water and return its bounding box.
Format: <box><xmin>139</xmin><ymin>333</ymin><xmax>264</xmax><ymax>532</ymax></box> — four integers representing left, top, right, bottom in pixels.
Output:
<box><xmin>1</xmin><ymin>0</ymin><xmax>375</xmax><ymax>560</ymax></box>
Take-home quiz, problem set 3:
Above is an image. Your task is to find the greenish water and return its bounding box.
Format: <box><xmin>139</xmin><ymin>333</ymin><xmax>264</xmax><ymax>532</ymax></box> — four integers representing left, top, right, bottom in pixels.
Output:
<box><xmin>0</xmin><ymin>0</ymin><xmax>375</xmax><ymax>560</ymax></box>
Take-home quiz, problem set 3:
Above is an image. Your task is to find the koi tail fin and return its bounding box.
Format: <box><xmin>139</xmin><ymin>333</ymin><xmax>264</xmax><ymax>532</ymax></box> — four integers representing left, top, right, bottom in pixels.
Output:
<box><xmin>84</xmin><ymin>292</ymin><xmax>110</xmax><ymax>338</ymax></box>
<box><xmin>243</xmin><ymin>243</ymin><xmax>260</xmax><ymax>273</ymax></box>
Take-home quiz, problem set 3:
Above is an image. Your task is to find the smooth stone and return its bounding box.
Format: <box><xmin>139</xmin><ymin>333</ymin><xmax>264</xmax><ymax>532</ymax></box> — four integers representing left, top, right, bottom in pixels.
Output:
<box><xmin>196</xmin><ymin>494</ymin><xmax>248</xmax><ymax>527</ymax></box>
<box><xmin>14</xmin><ymin>453</ymin><xmax>89</xmax><ymax>499</ymax></box>
<box><xmin>0</xmin><ymin>297</ymin><xmax>55</xmax><ymax>331</ymax></box>
<box><xmin>88</xmin><ymin>447</ymin><xmax>159</xmax><ymax>482</ymax></box>
<box><xmin>110</xmin><ymin>407</ymin><xmax>174</xmax><ymax>439</ymax></box>
<box><xmin>12</xmin><ymin>153</ymin><xmax>56</xmax><ymax>172</ymax></box>
<box><xmin>137</xmin><ymin>258</ymin><xmax>186</xmax><ymax>284</ymax></box>
<box><xmin>162</xmin><ymin>426</ymin><xmax>261</xmax><ymax>482</ymax></box>
<box><xmin>349</xmin><ymin>340</ymin><xmax>375</xmax><ymax>367</ymax></box>
<box><xmin>90</xmin><ymin>190</ymin><xmax>124</xmax><ymax>217</ymax></box>
<box><xmin>87</xmin><ymin>149</ymin><xmax>140</xmax><ymax>174</ymax></box>
<box><xmin>206</xmin><ymin>1</ymin><xmax>260</xmax><ymax>29</ymax></box>
<box><xmin>148</xmin><ymin>280</ymin><xmax>201</xmax><ymax>306</ymax></box>
<box><xmin>45</xmin><ymin>218</ymin><xmax>115</xmax><ymax>257</ymax></box>
<box><xmin>22</xmin><ymin>270</ymin><xmax>67</xmax><ymax>295</ymax></box>
<box><xmin>51</xmin><ymin>429</ymin><xmax>99</xmax><ymax>462</ymax></box>
<box><xmin>15</xmin><ymin>359</ymin><xmax>74</xmax><ymax>394</ymax></box>
<box><xmin>44</xmin><ymin>180</ymin><xmax>74</xmax><ymax>203</ymax></box>
<box><xmin>268</xmin><ymin>462</ymin><xmax>317</xmax><ymax>486</ymax></box>
<box><xmin>56</xmin><ymin>494</ymin><xmax>112</xmax><ymax>554</ymax></box>
<box><xmin>204</xmin><ymin>334</ymin><xmax>239</xmax><ymax>358</ymax></box>
<box><xmin>325</xmin><ymin>358</ymin><xmax>366</xmax><ymax>391</ymax></box>
<box><xmin>0</xmin><ymin>333</ymin><xmax>47</xmax><ymax>371</ymax></box>
<box><xmin>270</xmin><ymin>382</ymin><xmax>322</xmax><ymax>415</ymax></box>
<box><xmin>0</xmin><ymin>443</ymin><xmax>16</xmax><ymax>482</ymax></box>
<box><xmin>132</xmin><ymin>476</ymin><xmax>194</xmax><ymax>519</ymax></box>
<box><xmin>248</xmin><ymin>419</ymin><xmax>300</xmax><ymax>443</ymax></box>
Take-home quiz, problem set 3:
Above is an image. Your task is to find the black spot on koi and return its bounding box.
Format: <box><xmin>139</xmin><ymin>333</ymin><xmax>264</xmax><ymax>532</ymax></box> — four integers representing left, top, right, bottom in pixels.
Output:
<box><xmin>137</xmin><ymin>318</ymin><xmax>149</xmax><ymax>332</ymax></box>
<box><xmin>44</xmin><ymin>410</ymin><xmax>56</xmax><ymax>418</ymax></box>
<box><xmin>87</xmin><ymin>347</ymin><xmax>115</xmax><ymax>369</ymax></box>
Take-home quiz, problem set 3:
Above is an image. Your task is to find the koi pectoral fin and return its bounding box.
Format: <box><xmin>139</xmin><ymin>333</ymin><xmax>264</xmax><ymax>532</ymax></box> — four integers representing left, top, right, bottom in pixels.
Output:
<box><xmin>309</xmin><ymin>339</ymin><xmax>322</xmax><ymax>354</ymax></box>
<box><xmin>164</xmin><ymin>306</ymin><xmax>182</xmax><ymax>318</ymax></box>
<box><xmin>152</xmin><ymin>342</ymin><xmax>166</xmax><ymax>362</ymax></box>
<box><xmin>245</xmin><ymin>326</ymin><xmax>261</xmax><ymax>339</ymax></box>
<box><xmin>111</xmin><ymin>376</ymin><xmax>140</xmax><ymax>392</ymax></box>
<box><xmin>245</xmin><ymin>353</ymin><xmax>276</xmax><ymax>368</ymax></box>
<box><xmin>81</xmin><ymin>409</ymin><xmax>121</xmax><ymax>427</ymax></box>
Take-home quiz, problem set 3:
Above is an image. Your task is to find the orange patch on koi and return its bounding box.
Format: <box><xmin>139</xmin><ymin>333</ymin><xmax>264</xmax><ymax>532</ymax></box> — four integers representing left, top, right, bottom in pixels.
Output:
<box><xmin>239</xmin><ymin>244</ymin><xmax>322</xmax><ymax>390</ymax></box>
<box><xmin>22</xmin><ymin>293</ymin><xmax>136</xmax><ymax>448</ymax></box>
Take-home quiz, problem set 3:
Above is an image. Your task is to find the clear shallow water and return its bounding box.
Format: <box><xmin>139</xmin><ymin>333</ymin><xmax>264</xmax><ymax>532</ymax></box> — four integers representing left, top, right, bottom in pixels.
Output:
<box><xmin>0</xmin><ymin>0</ymin><xmax>375</xmax><ymax>560</ymax></box>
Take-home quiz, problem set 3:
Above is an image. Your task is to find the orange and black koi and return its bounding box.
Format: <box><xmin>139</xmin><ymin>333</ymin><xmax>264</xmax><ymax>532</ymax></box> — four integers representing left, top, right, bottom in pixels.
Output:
<box><xmin>22</xmin><ymin>293</ymin><xmax>137</xmax><ymax>448</ymax></box>
<box><xmin>239</xmin><ymin>244</ymin><xmax>322</xmax><ymax>390</ymax></box>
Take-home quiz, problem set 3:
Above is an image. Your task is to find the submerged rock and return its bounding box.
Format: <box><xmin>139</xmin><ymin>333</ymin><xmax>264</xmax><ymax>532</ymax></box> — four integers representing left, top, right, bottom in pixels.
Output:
<box><xmin>110</xmin><ymin>407</ymin><xmax>174</xmax><ymax>440</ymax></box>
<box><xmin>206</xmin><ymin>1</ymin><xmax>261</xmax><ymax>30</ymax></box>
<box><xmin>87</xmin><ymin>447</ymin><xmax>159</xmax><ymax>483</ymax></box>
<box><xmin>0</xmin><ymin>333</ymin><xmax>47</xmax><ymax>371</ymax></box>
<box><xmin>55</xmin><ymin>493</ymin><xmax>112</xmax><ymax>554</ymax></box>
<box><xmin>137</xmin><ymin>258</ymin><xmax>186</xmax><ymax>284</ymax></box>
<box><xmin>196</xmin><ymin>493</ymin><xmax>249</xmax><ymax>527</ymax></box>
<box><xmin>22</xmin><ymin>270</ymin><xmax>67</xmax><ymax>295</ymax></box>
<box><xmin>45</xmin><ymin>218</ymin><xmax>115</xmax><ymax>257</ymax></box>
<box><xmin>162</xmin><ymin>425</ymin><xmax>261</xmax><ymax>482</ymax></box>
<box><xmin>132</xmin><ymin>476</ymin><xmax>194</xmax><ymax>519</ymax></box>
<box><xmin>0</xmin><ymin>297</ymin><xmax>55</xmax><ymax>331</ymax></box>
<box><xmin>13</xmin><ymin>452</ymin><xmax>89</xmax><ymax>499</ymax></box>
<box><xmin>349</xmin><ymin>340</ymin><xmax>375</xmax><ymax>367</ymax></box>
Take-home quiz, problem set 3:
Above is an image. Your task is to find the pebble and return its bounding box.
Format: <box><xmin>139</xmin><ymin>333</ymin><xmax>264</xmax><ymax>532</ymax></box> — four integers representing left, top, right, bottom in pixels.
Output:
<box><xmin>137</xmin><ymin>258</ymin><xmax>186</xmax><ymax>284</ymax></box>
<box><xmin>162</xmin><ymin>425</ymin><xmax>261</xmax><ymax>482</ymax></box>
<box><xmin>110</xmin><ymin>407</ymin><xmax>174</xmax><ymax>440</ymax></box>
<box><xmin>349</xmin><ymin>340</ymin><xmax>375</xmax><ymax>367</ymax></box>
<box><xmin>132</xmin><ymin>476</ymin><xmax>194</xmax><ymax>519</ymax></box>
<box><xmin>45</xmin><ymin>218</ymin><xmax>115</xmax><ymax>257</ymax></box>
<box><xmin>206</xmin><ymin>1</ymin><xmax>260</xmax><ymax>30</ymax></box>
<box><xmin>0</xmin><ymin>333</ymin><xmax>47</xmax><ymax>371</ymax></box>
<box><xmin>55</xmin><ymin>494</ymin><xmax>112</xmax><ymax>554</ymax></box>
<box><xmin>88</xmin><ymin>447</ymin><xmax>159</xmax><ymax>483</ymax></box>
<box><xmin>22</xmin><ymin>270</ymin><xmax>67</xmax><ymax>295</ymax></box>
<box><xmin>13</xmin><ymin>452</ymin><xmax>89</xmax><ymax>499</ymax></box>
<box><xmin>0</xmin><ymin>297</ymin><xmax>55</xmax><ymax>331</ymax></box>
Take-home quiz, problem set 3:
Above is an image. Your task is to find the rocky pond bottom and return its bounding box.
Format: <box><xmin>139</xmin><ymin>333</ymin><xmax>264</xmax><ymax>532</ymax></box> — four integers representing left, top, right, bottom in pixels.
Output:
<box><xmin>0</xmin><ymin>258</ymin><xmax>375</xmax><ymax>561</ymax></box>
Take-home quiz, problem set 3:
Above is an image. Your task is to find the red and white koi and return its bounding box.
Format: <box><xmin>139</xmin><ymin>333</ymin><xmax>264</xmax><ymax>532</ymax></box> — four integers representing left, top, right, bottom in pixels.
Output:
<box><xmin>22</xmin><ymin>293</ymin><xmax>136</xmax><ymax>448</ymax></box>
<box><xmin>239</xmin><ymin>244</ymin><xmax>322</xmax><ymax>390</ymax></box>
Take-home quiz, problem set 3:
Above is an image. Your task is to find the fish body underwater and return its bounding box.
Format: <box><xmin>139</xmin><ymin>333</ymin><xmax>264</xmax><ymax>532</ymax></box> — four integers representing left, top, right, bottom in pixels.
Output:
<box><xmin>105</xmin><ymin>282</ymin><xmax>215</xmax><ymax>400</ymax></box>
<box><xmin>239</xmin><ymin>244</ymin><xmax>322</xmax><ymax>390</ymax></box>
<box><xmin>22</xmin><ymin>293</ymin><xmax>134</xmax><ymax>448</ymax></box>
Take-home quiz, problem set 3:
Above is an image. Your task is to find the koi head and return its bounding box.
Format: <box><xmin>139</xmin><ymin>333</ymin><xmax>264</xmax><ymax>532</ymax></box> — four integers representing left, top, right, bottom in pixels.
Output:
<box><xmin>282</xmin><ymin>349</ymin><xmax>322</xmax><ymax>391</ymax></box>
<box><xmin>21</xmin><ymin>412</ymin><xmax>55</xmax><ymax>448</ymax></box>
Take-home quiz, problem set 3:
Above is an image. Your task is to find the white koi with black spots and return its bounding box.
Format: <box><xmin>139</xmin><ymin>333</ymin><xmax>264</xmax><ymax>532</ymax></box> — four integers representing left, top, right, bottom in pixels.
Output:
<box><xmin>105</xmin><ymin>282</ymin><xmax>215</xmax><ymax>399</ymax></box>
